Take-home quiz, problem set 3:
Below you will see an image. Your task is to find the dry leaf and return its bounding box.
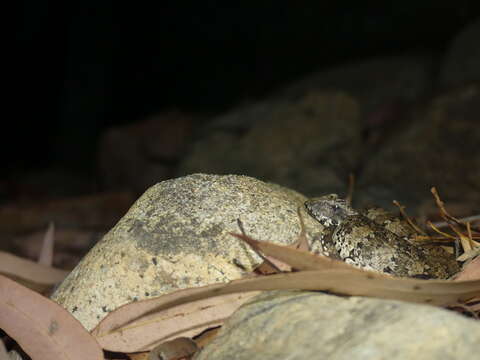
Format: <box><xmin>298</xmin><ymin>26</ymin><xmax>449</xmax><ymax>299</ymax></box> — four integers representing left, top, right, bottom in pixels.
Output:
<box><xmin>454</xmin><ymin>256</ymin><xmax>480</xmax><ymax>281</ymax></box>
<box><xmin>38</xmin><ymin>222</ymin><xmax>55</xmax><ymax>266</ymax></box>
<box><xmin>231</xmin><ymin>233</ymin><xmax>357</xmax><ymax>272</ymax></box>
<box><xmin>0</xmin><ymin>251</ymin><xmax>68</xmax><ymax>292</ymax></box>
<box><xmin>92</xmin><ymin>291</ymin><xmax>260</xmax><ymax>352</ymax></box>
<box><xmin>0</xmin><ymin>275</ymin><xmax>103</xmax><ymax>360</ymax></box>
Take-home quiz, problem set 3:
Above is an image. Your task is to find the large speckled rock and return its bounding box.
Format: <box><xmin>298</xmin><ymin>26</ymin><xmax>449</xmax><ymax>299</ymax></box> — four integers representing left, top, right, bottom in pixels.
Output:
<box><xmin>51</xmin><ymin>174</ymin><xmax>324</xmax><ymax>330</ymax></box>
<box><xmin>195</xmin><ymin>291</ymin><xmax>480</xmax><ymax>360</ymax></box>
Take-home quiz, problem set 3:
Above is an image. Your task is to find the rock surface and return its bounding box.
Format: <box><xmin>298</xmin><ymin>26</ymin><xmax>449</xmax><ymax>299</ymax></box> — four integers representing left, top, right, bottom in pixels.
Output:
<box><xmin>195</xmin><ymin>291</ymin><xmax>480</xmax><ymax>360</ymax></box>
<box><xmin>51</xmin><ymin>174</ymin><xmax>323</xmax><ymax>330</ymax></box>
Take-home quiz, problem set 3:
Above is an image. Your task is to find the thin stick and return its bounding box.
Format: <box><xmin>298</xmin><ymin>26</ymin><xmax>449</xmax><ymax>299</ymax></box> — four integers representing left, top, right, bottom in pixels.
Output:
<box><xmin>430</xmin><ymin>214</ymin><xmax>480</xmax><ymax>229</ymax></box>
<box><xmin>426</xmin><ymin>221</ymin><xmax>457</xmax><ymax>240</ymax></box>
<box><xmin>393</xmin><ymin>200</ymin><xmax>426</xmax><ymax>235</ymax></box>
<box><xmin>430</xmin><ymin>187</ymin><xmax>462</xmax><ymax>225</ymax></box>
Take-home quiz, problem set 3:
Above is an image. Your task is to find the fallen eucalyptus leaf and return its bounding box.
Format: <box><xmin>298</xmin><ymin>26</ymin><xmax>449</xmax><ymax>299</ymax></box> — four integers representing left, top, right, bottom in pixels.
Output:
<box><xmin>454</xmin><ymin>256</ymin><xmax>480</xmax><ymax>281</ymax></box>
<box><xmin>0</xmin><ymin>275</ymin><xmax>103</xmax><ymax>360</ymax></box>
<box><xmin>38</xmin><ymin>222</ymin><xmax>55</xmax><ymax>266</ymax></box>
<box><xmin>0</xmin><ymin>251</ymin><xmax>69</xmax><ymax>292</ymax></box>
<box><xmin>231</xmin><ymin>232</ymin><xmax>356</xmax><ymax>272</ymax></box>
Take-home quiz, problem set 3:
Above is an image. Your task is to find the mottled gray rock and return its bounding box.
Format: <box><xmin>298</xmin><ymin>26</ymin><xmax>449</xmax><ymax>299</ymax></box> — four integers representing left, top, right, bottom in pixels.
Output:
<box><xmin>195</xmin><ymin>291</ymin><xmax>480</xmax><ymax>360</ymax></box>
<box><xmin>440</xmin><ymin>19</ymin><xmax>480</xmax><ymax>87</ymax></box>
<box><xmin>358</xmin><ymin>83</ymin><xmax>480</xmax><ymax>212</ymax></box>
<box><xmin>178</xmin><ymin>92</ymin><xmax>362</xmax><ymax>197</ymax></box>
<box><xmin>51</xmin><ymin>174</ymin><xmax>324</xmax><ymax>330</ymax></box>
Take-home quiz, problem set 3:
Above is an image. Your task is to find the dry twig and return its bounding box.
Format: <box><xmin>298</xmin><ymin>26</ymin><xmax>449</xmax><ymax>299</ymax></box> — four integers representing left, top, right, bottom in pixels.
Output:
<box><xmin>393</xmin><ymin>200</ymin><xmax>426</xmax><ymax>235</ymax></box>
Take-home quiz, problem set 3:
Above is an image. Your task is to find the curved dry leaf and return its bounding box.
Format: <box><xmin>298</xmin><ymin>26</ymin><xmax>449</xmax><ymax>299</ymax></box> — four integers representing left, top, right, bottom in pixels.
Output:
<box><xmin>454</xmin><ymin>256</ymin><xmax>480</xmax><ymax>281</ymax></box>
<box><xmin>231</xmin><ymin>233</ymin><xmax>356</xmax><ymax>272</ymax></box>
<box><xmin>92</xmin><ymin>291</ymin><xmax>259</xmax><ymax>352</ymax></box>
<box><xmin>38</xmin><ymin>222</ymin><xmax>55</xmax><ymax>266</ymax></box>
<box><xmin>0</xmin><ymin>275</ymin><xmax>103</xmax><ymax>360</ymax></box>
<box><xmin>0</xmin><ymin>251</ymin><xmax>68</xmax><ymax>292</ymax></box>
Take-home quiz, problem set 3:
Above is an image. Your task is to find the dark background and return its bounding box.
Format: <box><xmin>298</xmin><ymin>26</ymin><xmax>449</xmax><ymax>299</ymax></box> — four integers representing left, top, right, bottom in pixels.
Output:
<box><xmin>11</xmin><ymin>1</ymin><xmax>480</xmax><ymax>176</ymax></box>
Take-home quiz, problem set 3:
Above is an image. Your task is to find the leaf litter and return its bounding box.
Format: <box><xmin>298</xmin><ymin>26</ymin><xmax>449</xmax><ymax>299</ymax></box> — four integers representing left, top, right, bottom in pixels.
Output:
<box><xmin>0</xmin><ymin>275</ymin><xmax>103</xmax><ymax>360</ymax></box>
<box><xmin>2</xmin><ymin>188</ymin><xmax>479</xmax><ymax>359</ymax></box>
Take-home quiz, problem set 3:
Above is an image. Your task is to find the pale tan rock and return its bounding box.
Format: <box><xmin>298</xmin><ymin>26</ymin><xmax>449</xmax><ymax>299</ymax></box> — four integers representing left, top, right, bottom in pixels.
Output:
<box><xmin>51</xmin><ymin>174</ymin><xmax>323</xmax><ymax>330</ymax></box>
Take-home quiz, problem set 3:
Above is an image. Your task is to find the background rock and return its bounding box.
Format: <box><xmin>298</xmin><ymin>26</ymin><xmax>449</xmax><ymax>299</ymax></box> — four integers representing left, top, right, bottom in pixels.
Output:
<box><xmin>275</xmin><ymin>55</ymin><xmax>435</xmax><ymax>115</ymax></box>
<box><xmin>98</xmin><ymin>110</ymin><xmax>195</xmax><ymax>194</ymax></box>
<box><xmin>357</xmin><ymin>83</ymin><xmax>480</xmax><ymax>211</ymax></box>
<box><xmin>178</xmin><ymin>92</ymin><xmax>362</xmax><ymax>197</ymax></box>
<box><xmin>178</xmin><ymin>80</ymin><xmax>480</xmax><ymax>215</ymax></box>
<box><xmin>440</xmin><ymin>19</ymin><xmax>480</xmax><ymax>88</ymax></box>
<box><xmin>196</xmin><ymin>291</ymin><xmax>480</xmax><ymax>360</ymax></box>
